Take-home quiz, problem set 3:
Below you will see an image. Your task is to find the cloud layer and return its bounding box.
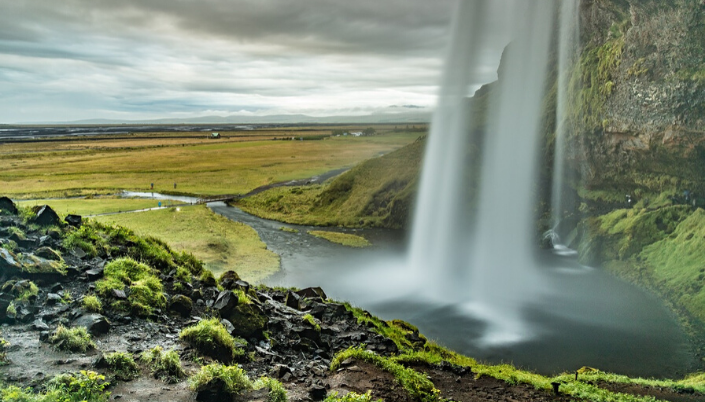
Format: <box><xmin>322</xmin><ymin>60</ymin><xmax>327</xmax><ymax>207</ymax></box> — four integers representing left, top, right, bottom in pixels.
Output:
<box><xmin>0</xmin><ymin>0</ymin><xmax>506</xmax><ymax>123</ymax></box>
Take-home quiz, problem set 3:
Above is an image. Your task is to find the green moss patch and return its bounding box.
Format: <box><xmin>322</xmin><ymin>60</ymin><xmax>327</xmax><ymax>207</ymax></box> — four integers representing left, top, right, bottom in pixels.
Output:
<box><xmin>308</xmin><ymin>231</ymin><xmax>371</xmax><ymax>248</ymax></box>
<box><xmin>96</xmin><ymin>257</ymin><xmax>166</xmax><ymax>316</ymax></box>
<box><xmin>49</xmin><ymin>325</ymin><xmax>96</xmax><ymax>353</ymax></box>
<box><xmin>189</xmin><ymin>363</ymin><xmax>252</xmax><ymax>395</ymax></box>
<box><xmin>105</xmin><ymin>352</ymin><xmax>140</xmax><ymax>381</ymax></box>
<box><xmin>140</xmin><ymin>346</ymin><xmax>186</xmax><ymax>383</ymax></box>
<box><xmin>179</xmin><ymin>318</ymin><xmax>246</xmax><ymax>363</ymax></box>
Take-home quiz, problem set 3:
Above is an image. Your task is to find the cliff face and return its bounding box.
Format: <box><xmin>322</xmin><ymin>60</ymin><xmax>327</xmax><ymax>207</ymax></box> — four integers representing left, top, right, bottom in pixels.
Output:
<box><xmin>573</xmin><ymin>0</ymin><xmax>705</xmax><ymax>203</ymax></box>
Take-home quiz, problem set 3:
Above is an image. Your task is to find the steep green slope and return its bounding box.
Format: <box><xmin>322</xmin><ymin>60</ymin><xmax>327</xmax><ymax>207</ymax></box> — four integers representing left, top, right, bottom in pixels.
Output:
<box><xmin>235</xmin><ymin>137</ymin><xmax>424</xmax><ymax>228</ymax></box>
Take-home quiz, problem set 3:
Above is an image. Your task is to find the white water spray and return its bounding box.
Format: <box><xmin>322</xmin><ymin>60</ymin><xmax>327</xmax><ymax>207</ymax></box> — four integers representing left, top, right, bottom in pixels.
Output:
<box><xmin>409</xmin><ymin>0</ymin><xmax>579</xmax><ymax>345</ymax></box>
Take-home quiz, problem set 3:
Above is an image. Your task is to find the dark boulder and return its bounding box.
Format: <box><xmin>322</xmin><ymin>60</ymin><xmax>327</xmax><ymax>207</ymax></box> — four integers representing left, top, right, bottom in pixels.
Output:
<box><xmin>213</xmin><ymin>290</ymin><xmax>239</xmax><ymax>315</ymax></box>
<box><xmin>295</xmin><ymin>287</ymin><xmax>327</xmax><ymax>301</ymax></box>
<box><xmin>46</xmin><ymin>293</ymin><xmax>63</xmax><ymax>305</ymax></box>
<box><xmin>0</xmin><ymin>197</ymin><xmax>17</xmax><ymax>215</ymax></box>
<box><xmin>309</xmin><ymin>385</ymin><xmax>327</xmax><ymax>401</ymax></box>
<box><xmin>74</xmin><ymin>313</ymin><xmax>110</xmax><ymax>335</ymax></box>
<box><xmin>64</xmin><ymin>214</ymin><xmax>82</xmax><ymax>227</ymax></box>
<box><xmin>222</xmin><ymin>303</ymin><xmax>267</xmax><ymax>340</ymax></box>
<box><xmin>195</xmin><ymin>378</ymin><xmax>231</xmax><ymax>402</ymax></box>
<box><xmin>35</xmin><ymin>247</ymin><xmax>62</xmax><ymax>261</ymax></box>
<box><xmin>32</xmin><ymin>318</ymin><xmax>50</xmax><ymax>331</ymax></box>
<box><xmin>218</xmin><ymin>270</ymin><xmax>241</xmax><ymax>290</ymax></box>
<box><xmin>34</xmin><ymin>205</ymin><xmax>61</xmax><ymax>227</ymax></box>
<box><xmin>285</xmin><ymin>291</ymin><xmax>301</xmax><ymax>310</ymax></box>
<box><xmin>0</xmin><ymin>249</ymin><xmax>21</xmax><ymax>274</ymax></box>
<box><xmin>168</xmin><ymin>295</ymin><xmax>193</xmax><ymax>317</ymax></box>
<box><xmin>85</xmin><ymin>267</ymin><xmax>104</xmax><ymax>281</ymax></box>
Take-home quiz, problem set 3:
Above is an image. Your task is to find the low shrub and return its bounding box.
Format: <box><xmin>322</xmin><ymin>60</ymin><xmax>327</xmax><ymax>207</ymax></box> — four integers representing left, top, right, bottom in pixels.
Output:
<box><xmin>49</xmin><ymin>325</ymin><xmax>96</xmax><ymax>352</ymax></box>
<box><xmin>140</xmin><ymin>346</ymin><xmax>186</xmax><ymax>383</ymax></box>
<box><xmin>189</xmin><ymin>363</ymin><xmax>252</xmax><ymax>395</ymax></box>
<box><xmin>179</xmin><ymin>318</ymin><xmax>245</xmax><ymax>363</ymax></box>
<box><xmin>47</xmin><ymin>370</ymin><xmax>110</xmax><ymax>402</ymax></box>
<box><xmin>82</xmin><ymin>295</ymin><xmax>102</xmax><ymax>313</ymax></box>
<box><xmin>105</xmin><ymin>352</ymin><xmax>139</xmax><ymax>381</ymax></box>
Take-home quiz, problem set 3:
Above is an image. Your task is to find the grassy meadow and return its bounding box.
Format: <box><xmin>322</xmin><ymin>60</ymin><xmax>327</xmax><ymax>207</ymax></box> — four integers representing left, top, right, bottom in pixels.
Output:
<box><xmin>17</xmin><ymin>197</ymin><xmax>179</xmax><ymax>216</ymax></box>
<box><xmin>94</xmin><ymin>205</ymin><xmax>279</xmax><ymax>281</ymax></box>
<box><xmin>0</xmin><ymin>129</ymin><xmax>421</xmax><ymax>199</ymax></box>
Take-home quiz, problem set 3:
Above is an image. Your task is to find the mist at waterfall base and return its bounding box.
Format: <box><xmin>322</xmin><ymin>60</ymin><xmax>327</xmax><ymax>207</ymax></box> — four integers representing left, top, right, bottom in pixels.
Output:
<box><xmin>266</xmin><ymin>0</ymin><xmax>695</xmax><ymax>377</ymax></box>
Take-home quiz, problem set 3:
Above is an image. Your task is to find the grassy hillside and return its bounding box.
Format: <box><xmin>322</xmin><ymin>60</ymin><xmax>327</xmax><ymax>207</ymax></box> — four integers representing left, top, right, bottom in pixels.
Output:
<box><xmin>235</xmin><ymin>136</ymin><xmax>424</xmax><ymax>229</ymax></box>
<box><xmin>95</xmin><ymin>205</ymin><xmax>279</xmax><ymax>281</ymax></box>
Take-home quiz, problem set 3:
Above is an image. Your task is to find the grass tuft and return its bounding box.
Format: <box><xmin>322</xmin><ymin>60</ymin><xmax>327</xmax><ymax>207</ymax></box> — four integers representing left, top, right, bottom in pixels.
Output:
<box><xmin>140</xmin><ymin>346</ymin><xmax>186</xmax><ymax>383</ymax></box>
<box><xmin>179</xmin><ymin>318</ymin><xmax>246</xmax><ymax>362</ymax></box>
<box><xmin>82</xmin><ymin>295</ymin><xmax>102</xmax><ymax>313</ymax></box>
<box><xmin>49</xmin><ymin>325</ymin><xmax>96</xmax><ymax>353</ymax></box>
<box><xmin>189</xmin><ymin>363</ymin><xmax>252</xmax><ymax>395</ymax></box>
<box><xmin>105</xmin><ymin>352</ymin><xmax>139</xmax><ymax>381</ymax></box>
<box><xmin>253</xmin><ymin>377</ymin><xmax>288</xmax><ymax>402</ymax></box>
<box><xmin>324</xmin><ymin>391</ymin><xmax>381</xmax><ymax>402</ymax></box>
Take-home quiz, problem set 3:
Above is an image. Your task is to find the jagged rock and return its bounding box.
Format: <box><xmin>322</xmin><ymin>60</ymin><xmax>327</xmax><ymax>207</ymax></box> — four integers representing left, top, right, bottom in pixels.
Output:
<box><xmin>46</xmin><ymin>293</ymin><xmax>62</xmax><ymax>305</ymax></box>
<box><xmin>32</xmin><ymin>318</ymin><xmax>50</xmax><ymax>331</ymax></box>
<box><xmin>93</xmin><ymin>353</ymin><xmax>110</xmax><ymax>369</ymax></box>
<box><xmin>195</xmin><ymin>378</ymin><xmax>231</xmax><ymax>402</ymax></box>
<box><xmin>168</xmin><ymin>294</ymin><xmax>193</xmax><ymax>317</ymax></box>
<box><xmin>47</xmin><ymin>228</ymin><xmax>61</xmax><ymax>240</ymax></box>
<box><xmin>0</xmin><ymin>249</ymin><xmax>21</xmax><ymax>273</ymax></box>
<box><xmin>74</xmin><ymin>313</ymin><xmax>110</xmax><ymax>335</ymax></box>
<box><xmin>308</xmin><ymin>384</ymin><xmax>327</xmax><ymax>401</ymax></box>
<box><xmin>0</xmin><ymin>197</ymin><xmax>18</xmax><ymax>215</ymax></box>
<box><xmin>222</xmin><ymin>303</ymin><xmax>267</xmax><ymax>340</ymax></box>
<box><xmin>213</xmin><ymin>290</ymin><xmax>238</xmax><ymax>315</ymax></box>
<box><xmin>34</xmin><ymin>205</ymin><xmax>61</xmax><ymax>227</ymax></box>
<box><xmin>70</xmin><ymin>248</ymin><xmax>87</xmax><ymax>259</ymax></box>
<box><xmin>218</xmin><ymin>270</ymin><xmax>241</xmax><ymax>290</ymax></box>
<box><xmin>220</xmin><ymin>318</ymin><xmax>236</xmax><ymax>335</ymax></box>
<box><xmin>270</xmin><ymin>364</ymin><xmax>292</xmax><ymax>379</ymax></box>
<box><xmin>39</xmin><ymin>235</ymin><xmax>52</xmax><ymax>247</ymax></box>
<box><xmin>64</xmin><ymin>214</ymin><xmax>82</xmax><ymax>227</ymax></box>
<box><xmin>112</xmin><ymin>289</ymin><xmax>127</xmax><ymax>299</ymax></box>
<box><xmin>295</xmin><ymin>287</ymin><xmax>327</xmax><ymax>301</ymax></box>
<box><xmin>285</xmin><ymin>291</ymin><xmax>301</xmax><ymax>310</ymax></box>
<box><xmin>35</xmin><ymin>247</ymin><xmax>62</xmax><ymax>261</ymax></box>
<box><xmin>85</xmin><ymin>267</ymin><xmax>104</xmax><ymax>281</ymax></box>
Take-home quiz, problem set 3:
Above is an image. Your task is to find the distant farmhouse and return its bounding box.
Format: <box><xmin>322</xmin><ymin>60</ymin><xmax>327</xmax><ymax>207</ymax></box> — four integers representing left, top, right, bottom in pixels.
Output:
<box><xmin>210</xmin><ymin>132</ymin><xmax>221</xmax><ymax>139</ymax></box>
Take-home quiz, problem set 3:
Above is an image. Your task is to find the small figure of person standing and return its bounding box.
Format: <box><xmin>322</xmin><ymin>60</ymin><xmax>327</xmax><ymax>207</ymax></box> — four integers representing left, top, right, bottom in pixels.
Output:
<box><xmin>174</xmin><ymin>182</ymin><xmax>177</xmax><ymax>189</ymax></box>
<box><xmin>151</xmin><ymin>183</ymin><xmax>154</xmax><ymax>190</ymax></box>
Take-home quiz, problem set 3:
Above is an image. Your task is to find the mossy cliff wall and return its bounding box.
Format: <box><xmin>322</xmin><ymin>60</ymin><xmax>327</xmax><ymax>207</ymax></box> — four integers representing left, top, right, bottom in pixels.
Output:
<box><xmin>570</xmin><ymin>0</ymin><xmax>705</xmax><ymax>204</ymax></box>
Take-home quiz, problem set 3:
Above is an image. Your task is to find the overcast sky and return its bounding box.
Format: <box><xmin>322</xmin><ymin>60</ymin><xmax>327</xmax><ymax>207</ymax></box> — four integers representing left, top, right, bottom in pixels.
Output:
<box><xmin>0</xmin><ymin>0</ymin><xmax>508</xmax><ymax>123</ymax></box>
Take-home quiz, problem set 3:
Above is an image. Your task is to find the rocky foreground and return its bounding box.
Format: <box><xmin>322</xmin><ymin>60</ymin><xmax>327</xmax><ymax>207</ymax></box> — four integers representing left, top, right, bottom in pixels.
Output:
<box><xmin>0</xmin><ymin>197</ymin><xmax>703</xmax><ymax>402</ymax></box>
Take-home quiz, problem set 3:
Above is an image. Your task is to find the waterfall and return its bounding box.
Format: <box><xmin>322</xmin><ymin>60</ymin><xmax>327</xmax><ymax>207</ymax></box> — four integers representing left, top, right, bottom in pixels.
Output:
<box><xmin>551</xmin><ymin>0</ymin><xmax>581</xmax><ymax>250</ymax></box>
<box><xmin>409</xmin><ymin>0</ymin><xmax>577</xmax><ymax>345</ymax></box>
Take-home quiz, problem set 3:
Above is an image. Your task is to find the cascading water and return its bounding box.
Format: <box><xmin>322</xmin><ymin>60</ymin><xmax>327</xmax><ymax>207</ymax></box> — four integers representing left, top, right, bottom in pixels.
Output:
<box><xmin>409</xmin><ymin>0</ymin><xmax>579</xmax><ymax>344</ymax></box>
<box><xmin>550</xmin><ymin>0</ymin><xmax>581</xmax><ymax>253</ymax></box>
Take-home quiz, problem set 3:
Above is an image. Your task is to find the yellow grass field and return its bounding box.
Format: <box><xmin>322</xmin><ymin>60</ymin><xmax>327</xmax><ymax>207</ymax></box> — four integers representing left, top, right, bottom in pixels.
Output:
<box><xmin>0</xmin><ymin>131</ymin><xmax>421</xmax><ymax>199</ymax></box>
<box><xmin>94</xmin><ymin>205</ymin><xmax>279</xmax><ymax>282</ymax></box>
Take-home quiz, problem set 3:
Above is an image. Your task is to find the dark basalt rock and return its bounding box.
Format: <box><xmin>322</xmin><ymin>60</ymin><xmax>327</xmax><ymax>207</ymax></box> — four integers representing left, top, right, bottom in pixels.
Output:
<box><xmin>285</xmin><ymin>291</ymin><xmax>301</xmax><ymax>310</ymax></box>
<box><xmin>218</xmin><ymin>270</ymin><xmax>241</xmax><ymax>290</ymax></box>
<box><xmin>168</xmin><ymin>294</ymin><xmax>193</xmax><ymax>317</ymax></box>
<box><xmin>213</xmin><ymin>290</ymin><xmax>239</xmax><ymax>315</ymax></box>
<box><xmin>296</xmin><ymin>287</ymin><xmax>328</xmax><ymax>301</ymax></box>
<box><xmin>195</xmin><ymin>378</ymin><xmax>231</xmax><ymax>402</ymax></box>
<box><xmin>34</xmin><ymin>205</ymin><xmax>62</xmax><ymax>227</ymax></box>
<box><xmin>309</xmin><ymin>384</ymin><xmax>327</xmax><ymax>401</ymax></box>
<box><xmin>85</xmin><ymin>267</ymin><xmax>104</xmax><ymax>281</ymax></box>
<box><xmin>222</xmin><ymin>303</ymin><xmax>267</xmax><ymax>340</ymax></box>
<box><xmin>64</xmin><ymin>214</ymin><xmax>82</xmax><ymax>227</ymax></box>
<box><xmin>35</xmin><ymin>247</ymin><xmax>62</xmax><ymax>261</ymax></box>
<box><xmin>0</xmin><ymin>197</ymin><xmax>18</xmax><ymax>215</ymax></box>
<box><xmin>74</xmin><ymin>313</ymin><xmax>110</xmax><ymax>335</ymax></box>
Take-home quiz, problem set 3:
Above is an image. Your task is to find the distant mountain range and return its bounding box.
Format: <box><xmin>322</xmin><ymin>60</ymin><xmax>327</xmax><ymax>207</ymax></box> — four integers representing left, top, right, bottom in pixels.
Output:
<box><xmin>49</xmin><ymin>111</ymin><xmax>431</xmax><ymax>125</ymax></box>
